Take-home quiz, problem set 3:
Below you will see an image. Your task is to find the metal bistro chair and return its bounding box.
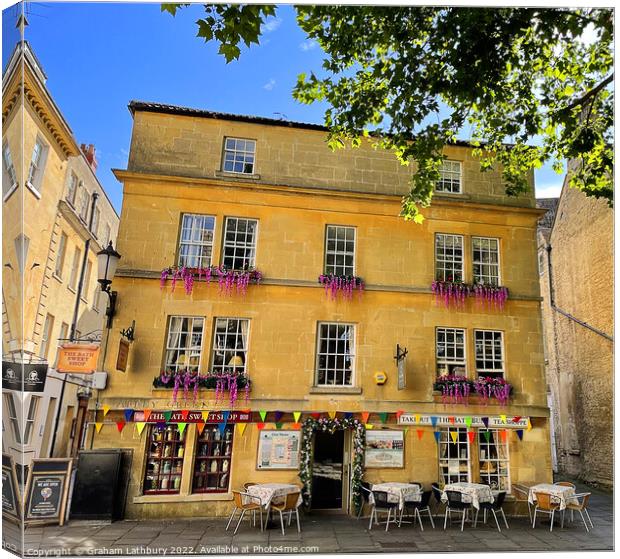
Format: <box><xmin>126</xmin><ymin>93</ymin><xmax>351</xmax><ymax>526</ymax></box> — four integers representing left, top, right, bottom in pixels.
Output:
<box><xmin>431</xmin><ymin>483</ymin><xmax>446</xmax><ymax>517</ymax></box>
<box><xmin>357</xmin><ymin>482</ymin><xmax>373</xmax><ymax>519</ymax></box>
<box><xmin>368</xmin><ymin>490</ymin><xmax>399</xmax><ymax>531</ymax></box>
<box><xmin>226</xmin><ymin>490</ymin><xmax>264</xmax><ymax>534</ymax></box>
<box><xmin>511</xmin><ymin>483</ymin><xmax>532</xmax><ymax>522</ymax></box>
<box><xmin>554</xmin><ymin>482</ymin><xmax>577</xmax><ymax>522</ymax></box>
<box><xmin>270</xmin><ymin>491</ymin><xmax>302</xmax><ymax>535</ymax></box>
<box><xmin>443</xmin><ymin>490</ymin><xmax>472</xmax><ymax>531</ymax></box>
<box><xmin>565</xmin><ymin>492</ymin><xmax>594</xmax><ymax>533</ymax></box>
<box><xmin>532</xmin><ymin>491</ymin><xmax>562</xmax><ymax>531</ymax></box>
<box><xmin>474</xmin><ymin>491</ymin><xmax>509</xmax><ymax>532</ymax></box>
<box><xmin>400</xmin><ymin>490</ymin><xmax>435</xmax><ymax>530</ymax></box>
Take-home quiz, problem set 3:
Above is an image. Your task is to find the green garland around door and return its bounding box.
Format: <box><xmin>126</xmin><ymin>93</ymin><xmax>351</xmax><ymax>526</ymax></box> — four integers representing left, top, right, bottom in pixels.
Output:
<box><xmin>299</xmin><ymin>417</ymin><xmax>366</xmax><ymax>513</ymax></box>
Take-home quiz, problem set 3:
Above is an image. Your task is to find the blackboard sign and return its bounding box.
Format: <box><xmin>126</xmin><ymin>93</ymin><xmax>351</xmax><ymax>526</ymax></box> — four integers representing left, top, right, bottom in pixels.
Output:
<box><xmin>24</xmin><ymin>459</ymin><xmax>72</xmax><ymax>526</ymax></box>
<box><xmin>2</xmin><ymin>453</ymin><xmax>21</xmax><ymax>523</ymax></box>
<box><xmin>2</xmin><ymin>361</ymin><xmax>48</xmax><ymax>392</ymax></box>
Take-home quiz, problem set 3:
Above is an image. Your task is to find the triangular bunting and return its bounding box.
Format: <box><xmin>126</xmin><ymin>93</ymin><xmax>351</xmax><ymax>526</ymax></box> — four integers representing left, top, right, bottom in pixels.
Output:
<box><xmin>481</xmin><ymin>417</ymin><xmax>489</xmax><ymax>428</ymax></box>
<box><xmin>467</xmin><ymin>431</ymin><xmax>475</xmax><ymax>443</ymax></box>
<box><xmin>143</xmin><ymin>409</ymin><xmax>152</xmax><ymax>422</ymax></box>
<box><xmin>430</xmin><ymin>416</ymin><xmax>438</xmax><ymax>428</ymax></box>
<box><xmin>124</xmin><ymin>409</ymin><xmax>134</xmax><ymax>422</ymax></box>
<box><xmin>396</xmin><ymin>410</ymin><xmax>404</xmax><ymax>421</ymax></box>
<box><xmin>365</xmin><ymin>424</ymin><xmax>374</xmax><ymax>430</ymax></box>
<box><xmin>156</xmin><ymin>422</ymin><xmax>166</xmax><ymax>430</ymax></box>
<box><xmin>483</xmin><ymin>430</ymin><xmax>492</xmax><ymax>442</ymax></box>
<box><xmin>310</xmin><ymin>412</ymin><xmax>321</xmax><ymax>420</ymax></box>
<box><xmin>344</xmin><ymin>412</ymin><xmax>353</xmax><ymax>419</ymax></box>
<box><xmin>95</xmin><ymin>422</ymin><xmax>103</xmax><ymax>433</ymax></box>
<box><xmin>102</xmin><ymin>405</ymin><xmax>110</xmax><ymax>417</ymax></box>
<box><xmin>275</xmin><ymin>422</ymin><xmax>284</xmax><ymax>430</ymax></box>
<box><xmin>433</xmin><ymin>431</ymin><xmax>441</xmax><ymax>443</ymax></box>
<box><xmin>378</xmin><ymin>412</ymin><xmax>388</xmax><ymax>424</ymax></box>
<box><xmin>180</xmin><ymin>409</ymin><xmax>190</xmax><ymax>421</ymax></box>
<box><xmin>516</xmin><ymin>429</ymin><xmax>524</xmax><ymax>440</ymax></box>
<box><xmin>196</xmin><ymin>421</ymin><xmax>206</xmax><ymax>435</ymax></box>
<box><xmin>177</xmin><ymin>422</ymin><xmax>187</xmax><ymax>436</ymax></box>
<box><xmin>415</xmin><ymin>414</ymin><xmax>421</xmax><ymax>424</ymax></box>
<box><xmin>527</xmin><ymin>419</ymin><xmax>532</xmax><ymax>432</ymax></box>
<box><xmin>116</xmin><ymin>421</ymin><xmax>126</xmax><ymax>433</ymax></box>
<box><xmin>257</xmin><ymin>422</ymin><xmax>266</xmax><ymax>430</ymax></box>
<box><xmin>403</xmin><ymin>427</ymin><xmax>409</xmax><ymax>435</ymax></box>
<box><xmin>236</xmin><ymin>423</ymin><xmax>247</xmax><ymax>436</ymax></box>
<box><xmin>202</xmin><ymin>411</ymin><xmax>209</xmax><ymax>422</ymax></box>
<box><xmin>500</xmin><ymin>414</ymin><xmax>507</xmax><ymax>424</ymax></box>
<box><xmin>292</xmin><ymin>422</ymin><xmax>301</xmax><ymax>430</ymax></box>
<box><xmin>293</xmin><ymin>412</ymin><xmax>301</xmax><ymax>423</ymax></box>
<box><xmin>500</xmin><ymin>429</ymin><xmax>508</xmax><ymax>442</ymax></box>
<box><xmin>136</xmin><ymin>422</ymin><xmax>146</xmax><ymax>436</ymax></box>
<box><xmin>274</xmin><ymin>411</ymin><xmax>284</xmax><ymax>422</ymax></box>
<box><xmin>465</xmin><ymin>417</ymin><xmax>473</xmax><ymax>428</ymax></box>
<box><xmin>450</xmin><ymin>431</ymin><xmax>458</xmax><ymax>443</ymax></box>
<box><xmin>512</xmin><ymin>416</ymin><xmax>522</xmax><ymax>423</ymax></box>
<box><xmin>416</xmin><ymin>429</ymin><xmax>424</xmax><ymax>440</ymax></box>
<box><xmin>259</xmin><ymin>410</ymin><xmax>267</xmax><ymax>422</ymax></box>
<box><xmin>328</xmin><ymin>411</ymin><xmax>337</xmax><ymax>420</ymax></box>
<box><xmin>448</xmin><ymin>416</ymin><xmax>456</xmax><ymax>425</ymax></box>
<box><xmin>218</xmin><ymin>411</ymin><xmax>231</xmax><ymax>436</ymax></box>
<box><xmin>163</xmin><ymin>411</ymin><xmax>172</xmax><ymax>422</ymax></box>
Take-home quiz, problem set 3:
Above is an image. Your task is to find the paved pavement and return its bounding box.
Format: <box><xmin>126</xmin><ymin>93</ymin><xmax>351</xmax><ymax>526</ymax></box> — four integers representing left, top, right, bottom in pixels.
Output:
<box><xmin>2</xmin><ymin>480</ymin><xmax>612</xmax><ymax>556</ymax></box>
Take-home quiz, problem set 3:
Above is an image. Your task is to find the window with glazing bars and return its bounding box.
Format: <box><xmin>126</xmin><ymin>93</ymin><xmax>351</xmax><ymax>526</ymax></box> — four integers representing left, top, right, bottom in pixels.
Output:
<box><xmin>67</xmin><ymin>172</ymin><xmax>78</xmax><ymax>206</ymax></box>
<box><xmin>210</xmin><ymin>318</ymin><xmax>249</xmax><ymax>375</ymax></box>
<box><xmin>438</xmin><ymin>427</ymin><xmax>471</xmax><ymax>486</ymax></box>
<box><xmin>436</xmin><ymin>327</ymin><xmax>466</xmax><ymax>376</ymax></box>
<box><xmin>4</xmin><ymin>393</ymin><xmax>21</xmax><ymax>444</ymax></box>
<box><xmin>222</xmin><ymin>137</ymin><xmax>256</xmax><ymax>174</ymax></box>
<box><xmin>479</xmin><ymin>429</ymin><xmax>511</xmax><ymax>491</ymax></box>
<box><xmin>27</xmin><ymin>138</ymin><xmax>46</xmax><ymax>188</ymax></box>
<box><xmin>435</xmin><ymin>234</ymin><xmax>464</xmax><ymax>282</ymax></box>
<box><xmin>325</xmin><ymin>225</ymin><xmax>355</xmax><ymax>276</ymax></box>
<box><xmin>55</xmin><ymin>232</ymin><xmax>67</xmax><ymax>278</ymax></box>
<box><xmin>178</xmin><ymin>214</ymin><xmax>216</xmax><ymax>268</ymax></box>
<box><xmin>437</xmin><ymin>160</ymin><xmax>462</xmax><ymax>193</ymax></box>
<box><xmin>315</xmin><ymin>323</ymin><xmax>355</xmax><ymax>387</ymax></box>
<box><xmin>163</xmin><ymin>316</ymin><xmax>204</xmax><ymax>373</ymax></box>
<box><xmin>472</xmin><ymin>237</ymin><xmax>500</xmax><ymax>286</ymax></box>
<box><xmin>23</xmin><ymin>397</ymin><xmax>40</xmax><ymax>445</ymax></box>
<box><xmin>475</xmin><ymin>330</ymin><xmax>505</xmax><ymax>379</ymax></box>
<box><xmin>222</xmin><ymin>217</ymin><xmax>257</xmax><ymax>270</ymax></box>
<box><xmin>143</xmin><ymin>424</ymin><xmax>186</xmax><ymax>494</ymax></box>
<box><xmin>2</xmin><ymin>143</ymin><xmax>17</xmax><ymax>197</ymax></box>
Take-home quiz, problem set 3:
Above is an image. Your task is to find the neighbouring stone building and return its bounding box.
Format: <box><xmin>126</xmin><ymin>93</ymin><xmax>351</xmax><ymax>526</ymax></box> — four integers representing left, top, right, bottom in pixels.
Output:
<box><xmin>89</xmin><ymin>100</ymin><xmax>551</xmax><ymax>519</ymax></box>
<box><xmin>1</xmin><ymin>40</ymin><xmax>119</xmax><ymax>477</ymax></box>
<box><xmin>537</xmin><ymin>170</ymin><xmax>613</xmax><ymax>490</ymax></box>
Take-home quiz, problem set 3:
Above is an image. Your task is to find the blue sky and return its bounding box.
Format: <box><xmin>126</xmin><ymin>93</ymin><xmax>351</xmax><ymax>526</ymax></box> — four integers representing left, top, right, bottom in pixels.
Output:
<box><xmin>3</xmin><ymin>2</ymin><xmax>564</xmax><ymax>212</ymax></box>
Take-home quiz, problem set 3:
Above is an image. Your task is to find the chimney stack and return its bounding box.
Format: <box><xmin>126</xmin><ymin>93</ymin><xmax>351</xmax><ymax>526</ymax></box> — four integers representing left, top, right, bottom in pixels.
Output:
<box><xmin>80</xmin><ymin>143</ymin><xmax>98</xmax><ymax>173</ymax></box>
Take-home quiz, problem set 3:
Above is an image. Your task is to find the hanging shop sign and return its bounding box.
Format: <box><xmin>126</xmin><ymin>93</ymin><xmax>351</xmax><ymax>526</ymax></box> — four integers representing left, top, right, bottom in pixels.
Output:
<box><xmin>398</xmin><ymin>414</ymin><xmax>529</xmax><ymax>429</ymax></box>
<box><xmin>364</xmin><ymin>430</ymin><xmax>405</xmax><ymax>468</ymax></box>
<box><xmin>2</xmin><ymin>361</ymin><xmax>48</xmax><ymax>392</ymax></box>
<box><xmin>256</xmin><ymin>430</ymin><xmax>301</xmax><ymax>470</ymax></box>
<box><xmin>2</xmin><ymin>454</ymin><xmax>21</xmax><ymax>523</ymax></box>
<box><xmin>133</xmin><ymin>410</ymin><xmax>251</xmax><ymax>424</ymax></box>
<box><xmin>24</xmin><ymin>459</ymin><xmax>73</xmax><ymax>526</ymax></box>
<box><xmin>116</xmin><ymin>338</ymin><xmax>130</xmax><ymax>372</ymax></box>
<box><xmin>56</xmin><ymin>343</ymin><xmax>100</xmax><ymax>374</ymax></box>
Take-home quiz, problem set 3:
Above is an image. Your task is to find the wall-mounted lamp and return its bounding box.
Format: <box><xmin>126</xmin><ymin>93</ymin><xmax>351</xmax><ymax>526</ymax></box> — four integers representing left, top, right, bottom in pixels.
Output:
<box><xmin>97</xmin><ymin>241</ymin><xmax>121</xmax><ymax>329</ymax></box>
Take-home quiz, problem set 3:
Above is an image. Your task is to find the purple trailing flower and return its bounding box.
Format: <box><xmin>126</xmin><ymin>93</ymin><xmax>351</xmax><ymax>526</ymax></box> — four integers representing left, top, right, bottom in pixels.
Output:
<box><xmin>474</xmin><ymin>376</ymin><xmax>513</xmax><ymax>405</ymax></box>
<box><xmin>318</xmin><ymin>274</ymin><xmax>365</xmax><ymax>300</ymax></box>
<box><xmin>432</xmin><ymin>280</ymin><xmax>509</xmax><ymax>310</ymax></box>
<box><xmin>434</xmin><ymin>375</ymin><xmax>474</xmax><ymax>404</ymax></box>
<box><xmin>160</xmin><ymin>265</ymin><xmax>262</xmax><ymax>296</ymax></box>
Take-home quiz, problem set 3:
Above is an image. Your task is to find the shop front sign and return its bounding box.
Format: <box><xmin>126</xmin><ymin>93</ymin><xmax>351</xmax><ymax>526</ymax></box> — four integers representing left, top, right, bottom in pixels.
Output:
<box><xmin>133</xmin><ymin>410</ymin><xmax>251</xmax><ymax>423</ymax></box>
<box><xmin>398</xmin><ymin>413</ymin><xmax>529</xmax><ymax>429</ymax></box>
<box><xmin>56</xmin><ymin>343</ymin><xmax>100</xmax><ymax>374</ymax></box>
<box><xmin>2</xmin><ymin>361</ymin><xmax>48</xmax><ymax>392</ymax></box>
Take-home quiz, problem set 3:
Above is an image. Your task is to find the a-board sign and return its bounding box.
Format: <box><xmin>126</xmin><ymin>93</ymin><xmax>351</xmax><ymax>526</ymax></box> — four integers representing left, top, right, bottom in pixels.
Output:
<box><xmin>2</xmin><ymin>453</ymin><xmax>21</xmax><ymax>523</ymax></box>
<box><xmin>24</xmin><ymin>459</ymin><xmax>72</xmax><ymax>526</ymax></box>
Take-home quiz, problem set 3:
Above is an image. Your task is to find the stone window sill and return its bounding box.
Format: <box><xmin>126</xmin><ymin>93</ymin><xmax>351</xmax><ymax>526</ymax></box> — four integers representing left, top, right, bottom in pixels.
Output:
<box><xmin>26</xmin><ymin>181</ymin><xmax>42</xmax><ymax>200</ymax></box>
<box><xmin>215</xmin><ymin>170</ymin><xmax>261</xmax><ymax>181</ymax></box>
<box><xmin>52</xmin><ymin>273</ymin><xmax>63</xmax><ymax>284</ymax></box>
<box><xmin>133</xmin><ymin>492</ymin><xmax>232</xmax><ymax>504</ymax></box>
<box><xmin>309</xmin><ymin>386</ymin><xmax>362</xmax><ymax>395</ymax></box>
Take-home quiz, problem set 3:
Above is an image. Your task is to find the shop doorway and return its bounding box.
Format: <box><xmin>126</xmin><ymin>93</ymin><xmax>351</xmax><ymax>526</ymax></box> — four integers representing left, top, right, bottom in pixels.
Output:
<box><xmin>311</xmin><ymin>430</ymin><xmax>345</xmax><ymax>510</ymax></box>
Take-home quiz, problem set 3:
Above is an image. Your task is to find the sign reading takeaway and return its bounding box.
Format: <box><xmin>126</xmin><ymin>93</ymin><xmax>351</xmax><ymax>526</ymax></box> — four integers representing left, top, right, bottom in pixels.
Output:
<box><xmin>398</xmin><ymin>413</ymin><xmax>529</xmax><ymax>429</ymax></box>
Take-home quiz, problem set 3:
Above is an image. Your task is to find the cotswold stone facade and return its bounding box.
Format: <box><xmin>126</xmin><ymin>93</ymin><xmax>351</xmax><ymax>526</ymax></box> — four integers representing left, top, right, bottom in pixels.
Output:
<box><xmin>538</xmin><ymin>175</ymin><xmax>613</xmax><ymax>489</ymax></box>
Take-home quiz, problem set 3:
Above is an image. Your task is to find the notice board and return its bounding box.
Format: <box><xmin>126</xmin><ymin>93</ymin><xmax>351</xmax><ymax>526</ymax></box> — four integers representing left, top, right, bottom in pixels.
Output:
<box><xmin>364</xmin><ymin>430</ymin><xmax>405</xmax><ymax>468</ymax></box>
<box><xmin>256</xmin><ymin>431</ymin><xmax>301</xmax><ymax>470</ymax></box>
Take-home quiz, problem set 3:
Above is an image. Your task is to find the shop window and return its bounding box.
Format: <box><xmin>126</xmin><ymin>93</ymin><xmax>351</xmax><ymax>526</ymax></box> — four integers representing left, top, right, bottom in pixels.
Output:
<box><xmin>435</xmin><ymin>234</ymin><xmax>464</xmax><ymax>282</ymax></box>
<box><xmin>436</xmin><ymin>327</ymin><xmax>466</xmax><ymax>376</ymax></box>
<box><xmin>315</xmin><ymin>322</ymin><xmax>355</xmax><ymax>387</ymax></box>
<box><xmin>325</xmin><ymin>225</ymin><xmax>355</xmax><ymax>276</ymax></box>
<box><xmin>143</xmin><ymin>424</ymin><xmax>186</xmax><ymax>494</ymax></box>
<box><xmin>436</xmin><ymin>160</ymin><xmax>462</xmax><ymax>193</ymax></box>
<box><xmin>438</xmin><ymin>427</ymin><xmax>471</xmax><ymax>485</ymax></box>
<box><xmin>178</xmin><ymin>213</ymin><xmax>216</xmax><ymax>268</ymax></box>
<box><xmin>210</xmin><ymin>318</ymin><xmax>249</xmax><ymax>375</ymax></box>
<box><xmin>192</xmin><ymin>424</ymin><xmax>234</xmax><ymax>493</ymax></box>
<box><xmin>222</xmin><ymin>217</ymin><xmax>258</xmax><ymax>270</ymax></box>
<box><xmin>472</xmin><ymin>237</ymin><xmax>500</xmax><ymax>286</ymax></box>
<box><xmin>475</xmin><ymin>330</ymin><xmax>505</xmax><ymax>379</ymax></box>
<box><xmin>479</xmin><ymin>429</ymin><xmax>511</xmax><ymax>491</ymax></box>
<box><xmin>222</xmin><ymin>137</ymin><xmax>256</xmax><ymax>174</ymax></box>
<box><xmin>164</xmin><ymin>316</ymin><xmax>204</xmax><ymax>373</ymax></box>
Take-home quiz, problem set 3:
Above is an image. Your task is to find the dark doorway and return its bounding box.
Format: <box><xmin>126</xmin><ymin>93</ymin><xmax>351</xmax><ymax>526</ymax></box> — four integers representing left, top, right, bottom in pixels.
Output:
<box><xmin>311</xmin><ymin>430</ymin><xmax>344</xmax><ymax>510</ymax></box>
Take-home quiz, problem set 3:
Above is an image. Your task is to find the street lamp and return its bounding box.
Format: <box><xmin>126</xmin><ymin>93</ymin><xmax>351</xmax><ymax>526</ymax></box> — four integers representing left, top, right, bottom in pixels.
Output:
<box><xmin>97</xmin><ymin>241</ymin><xmax>121</xmax><ymax>328</ymax></box>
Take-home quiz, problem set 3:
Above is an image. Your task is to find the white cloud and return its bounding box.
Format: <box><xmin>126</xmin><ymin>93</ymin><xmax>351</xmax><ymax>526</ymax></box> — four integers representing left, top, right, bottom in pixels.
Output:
<box><xmin>535</xmin><ymin>182</ymin><xmax>563</xmax><ymax>198</ymax></box>
<box><xmin>300</xmin><ymin>39</ymin><xmax>319</xmax><ymax>52</ymax></box>
<box><xmin>262</xmin><ymin>17</ymin><xmax>282</xmax><ymax>34</ymax></box>
<box><xmin>263</xmin><ymin>78</ymin><xmax>276</xmax><ymax>91</ymax></box>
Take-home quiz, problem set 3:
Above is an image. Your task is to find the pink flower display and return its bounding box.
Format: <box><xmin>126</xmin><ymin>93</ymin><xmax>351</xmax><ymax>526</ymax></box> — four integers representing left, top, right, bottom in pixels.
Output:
<box><xmin>160</xmin><ymin>266</ymin><xmax>262</xmax><ymax>296</ymax></box>
<box><xmin>318</xmin><ymin>274</ymin><xmax>364</xmax><ymax>300</ymax></box>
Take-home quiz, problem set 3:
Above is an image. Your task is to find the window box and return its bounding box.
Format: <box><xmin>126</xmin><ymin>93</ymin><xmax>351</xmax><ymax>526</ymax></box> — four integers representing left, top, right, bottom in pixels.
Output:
<box><xmin>153</xmin><ymin>370</ymin><xmax>251</xmax><ymax>406</ymax></box>
<box><xmin>432</xmin><ymin>376</ymin><xmax>513</xmax><ymax>405</ymax></box>
<box><xmin>160</xmin><ymin>265</ymin><xmax>262</xmax><ymax>296</ymax></box>
<box><xmin>318</xmin><ymin>274</ymin><xmax>364</xmax><ymax>299</ymax></box>
<box><xmin>431</xmin><ymin>280</ymin><xmax>509</xmax><ymax>309</ymax></box>
<box><xmin>433</xmin><ymin>375</ymin><xmax>474</xmax><ymax>404</ymax></box>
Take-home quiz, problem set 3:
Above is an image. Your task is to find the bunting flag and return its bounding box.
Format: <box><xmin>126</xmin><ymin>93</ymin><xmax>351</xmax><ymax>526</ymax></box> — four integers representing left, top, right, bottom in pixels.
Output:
<box><xmin>448</xmin><ymin>416</ymin><xmax>456</xmax><ymax>425</ymax></box>
<box><xmin>274</xmin><ymin>411</ymin><xmax>284</xmax><ymax>422</ymax></box>
<box><xmin>430</xmin><ymin>416</ymin><xmax>438</xmax><ymax>428</ymax></box>
<box><xmin>116</xmin><ymin>421</ymin><xmax>126</xmax><ymax>433</ymax></box>
<box><xmin>177</xmin><ymin>423</ymin><xmax>187</xmax><ymax>436</ymax></box>
<box><xmin>95</xmin><ymin>423</ymin><xmax>103</xmax><ymax>433</ymax></box>
<box><xmin>202</xmin><ymin>411</ymin><xmax>209</xmax><ymax>422</ymax></box>
<box><xmin>516</xmin><ymin>429</ymin><xmax>524</xmax><ymax>441</ymax></box>
<box><xmin>102</xmin><ymin>405</ymin><xmax>110</xmax><ymax>417</ymax></box>
<box><xmin>512</xmin><ymin>416</ymin><xmax>522</xmax><ymax>423</ymax></box>
<box><xmin>180</xmin><ymin>409</ymin><xmax>190</xmax><ymax>421</ymax></box>
<box><xmin>143</xmin><ymin>409</ymin><xmax>152</xmax><ymax>422</ymax></box>
<box><xmin>483</xmin><ymin>430</ymin><xmax>492</xmax><ymax>442</ymax></box>
<box><xmin>124</xmin><ymin>409</ymin><xmax>134</xmax><ymax>422</ymax></box>
<box><xmin>396</xmin><ymin>410</ymin><xmax>405</xmax><ymax>421</ymax></box>
<box><xmin>344</xmin><ymin>412</ymin><xmax>353</xmax><ymax>419</ymax></box>
<box><xmin>135</xmin><ymin>422</ymin><xmax>146</xmax><ymax>436</ymax></box>
<box><xmin>196</xmin><ymin>421</ymin><xmax>206</xmax><ymax>435</ymax></box>
<box><xmin>292</xmin><ymin>423</ymin><xmax>301</xmax><ymax>430</ymax></box>
<box><xmin>365</xmin><ymin>424</ymin><xmax>374</xmax><ymax>430</ymax></box>
<box><xmin>257</xmin><ymin>422</ymin><xmax>266</xmax><ymax>430</ymax></box>
<box><xmin>310</xmin><ymin>412</ymin><xmax>321</xmax><ymax>420</ymax></box>
<box><xmin>293</xmin><ymin>412</ymin><xmax>302</xmax><ymax>423</ymax></box>
<box><xmin>500</xmin><ymin>414</ymin><xmax>507</xmax><ymax>424</ymax></box>
<box><xmin>163</xmin><ymin>411</ymin><xmax>173</xmax><ymax>422</ymax></box>
<box><xmin>467</xmin><ymin>431</ymin><xmax>475</xmax><ymax>443</ymax></box>
<box><xmin>403</xmin><ymin>427</ymin><xmax>409</xmax><ymax>435</ymax></box>
<box><xmin>361</xmin><ymin>412</ymin><xmax>370</xmax><ymax>424</ymax></box>
<box><xmin>259</xmin><ymin>410</ymin><xmax>268</xmax><ymax>422</ymax></box>
<box><xmin>156</xmin><ymin>422</ymin><xmax>166</xmax><ymax>430</ymax></box>
<box><xmin>433</xmin><ymin>431</ymin><xmax>441</xmax><ymax>443</ymax></box>
<box><xmin>465</xmin><ymin>417</ymin><xmax>473</xmax><ymax>428</ymax></box>
<box><xmin>450</xmin><ymin>431</ymin><xmax>458</xmax><ymax>443</ymax></box>
<box><xmin>218</xmin><ymin>411</ymin><xmax>230</xmax><ymax>436</ymax></box>
<box><xmin>379</xmin><ymin>412</ymin><xmax>388</xmax><ymax>424</ymax></box>
<box><xmin>415</xmin><ymin>414</ymin><xmax>421</xmax><ymax>425</ymax></box>
<box><xmin>527</xmin><ymin>419</ymin><xmax>533</xmax><ymax>432</ymax></box>
<box><xmin>236</xmin><ymin>423</ymin><xmax>247</xmax><ymax>436</ymax></box>
<box><xmin>275</xmin><ymin>422</ymin><xmax>284</xmax><ymax>430</ymax></box>
<box><xmin>416</xmin><ymin>429</ymin><xmax>424</xmax><ymax>440</ymax></box>
<box><xmin>500</xmin><ymin>429</ymin><xmax>508</xmax><ymax>443</ymax></box>
<box><xmin>481</xmin><ymin>417</ymin><xmax>490</xmax><ymax>428</ymax></box>
<box><xmin>328</xmin><ymin>411</ymin><xmax>337</xmax><ymax>420</ymax></box>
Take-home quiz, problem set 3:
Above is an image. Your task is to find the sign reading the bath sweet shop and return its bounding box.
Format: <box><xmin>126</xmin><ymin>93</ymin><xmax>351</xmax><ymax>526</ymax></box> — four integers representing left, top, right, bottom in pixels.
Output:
<box><xmin>55</xmin><ymin>343</ymin><xmax>100</xmax><ymax>374</ymax></box>
<box><xmin>133</xmin><ymin>410</ymin><xmax>252</xmax><ymax>423</ymax></box>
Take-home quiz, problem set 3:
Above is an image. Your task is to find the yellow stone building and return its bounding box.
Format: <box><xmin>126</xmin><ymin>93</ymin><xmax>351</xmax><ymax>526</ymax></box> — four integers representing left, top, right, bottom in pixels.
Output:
<box><xmin>92</xmin><ymin>101</ymin><xmax>550</xmax><ymax>519</ymax></box>
<box><xmin>2</xmin><ymin>41</ymin><xmax>119</xmax><ymax>473</ymax></box>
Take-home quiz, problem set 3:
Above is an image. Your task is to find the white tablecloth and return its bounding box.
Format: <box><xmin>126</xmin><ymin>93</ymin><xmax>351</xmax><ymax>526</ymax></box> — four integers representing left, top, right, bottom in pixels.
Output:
<box><xmin>370</xmin><ymin>482</ymin><xmax>422</xmax><ymax>510</ymax></box>
<box><xmin>246</xmin><ymin>483</ymin><xmax>302</xmax><ymax>509</ymax></box>
<box><xmin>528</xmin><ymin>483</ymin><xmax>577</xmax><ymax>511</ymax></box>
<box><xmin>441</xmin><ymin>482</ymin><xmax>494</xmax><ymax>510</ymax></box>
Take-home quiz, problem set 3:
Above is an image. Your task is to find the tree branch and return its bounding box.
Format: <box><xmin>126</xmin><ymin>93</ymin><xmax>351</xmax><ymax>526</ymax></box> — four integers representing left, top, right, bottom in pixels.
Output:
<box><xmin>561</xmin><ymin>73</ymin><xmax>614</xmax><ymax>113</ymax></box>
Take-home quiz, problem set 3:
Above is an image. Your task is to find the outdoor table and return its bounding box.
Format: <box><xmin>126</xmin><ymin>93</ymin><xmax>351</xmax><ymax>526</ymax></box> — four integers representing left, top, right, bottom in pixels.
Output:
<box><xmin>527</xmin><ymin>483</ymin><xmax>577</xmax><ymax>510</ymax></box>
<box><xmin>441</xmin><ymin>482</ymin><xmax>494</xmax><ymax>510</ymax></box>
<box><xmin>246</xmin><ymin>483</ymin><xmax>302</xmax><ymax>509</ymax></box>
<box><xmin>370</xmin><ymin>482</ymin><xmax>422</xmax><ymax>510</ymax></box>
